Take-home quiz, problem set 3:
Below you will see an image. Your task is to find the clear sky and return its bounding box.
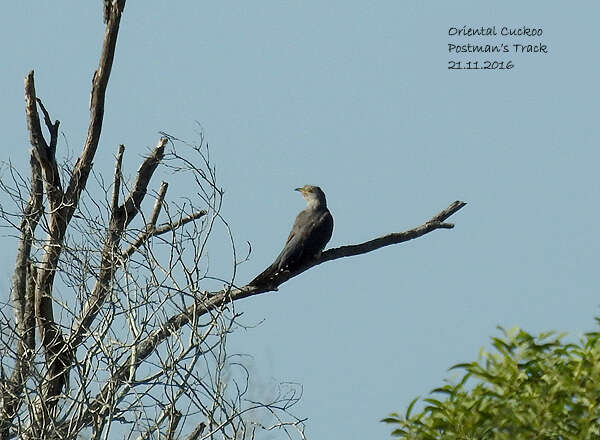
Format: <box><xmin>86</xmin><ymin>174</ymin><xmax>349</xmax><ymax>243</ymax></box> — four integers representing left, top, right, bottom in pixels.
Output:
<box><xmin>1</xmin><ymin>1</ymin><xmax>599</xmax><ymax>439</ymax></box>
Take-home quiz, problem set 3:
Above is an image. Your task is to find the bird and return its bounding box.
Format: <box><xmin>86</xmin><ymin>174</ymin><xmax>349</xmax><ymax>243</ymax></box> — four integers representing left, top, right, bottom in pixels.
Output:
<box><xmin>250</xmin><ymin>185</ymin><xmax>334</xmax><ymax>287</ymax></box>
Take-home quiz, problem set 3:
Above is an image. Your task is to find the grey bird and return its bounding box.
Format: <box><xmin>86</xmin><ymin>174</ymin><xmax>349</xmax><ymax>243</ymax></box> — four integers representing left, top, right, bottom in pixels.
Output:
<box><xmin>250</xmin><ymin>185</ymin><xmax>334</xmax><ymax>286</ymax></box>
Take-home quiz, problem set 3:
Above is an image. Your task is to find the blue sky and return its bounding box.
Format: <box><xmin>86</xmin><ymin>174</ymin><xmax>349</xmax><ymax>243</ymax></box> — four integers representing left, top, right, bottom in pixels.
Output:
<box><xmin>1</xmin><ymin>1</ymin><xmax>599</xmax><ymax>439</ymax></box>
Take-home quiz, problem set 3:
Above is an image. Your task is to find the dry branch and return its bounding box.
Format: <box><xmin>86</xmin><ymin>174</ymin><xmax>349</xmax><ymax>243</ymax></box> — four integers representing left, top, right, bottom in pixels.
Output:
<box><xmin>111</xmin><ymin>144</ymin><xmax>125</xmax><ymax>213</ymax></box>
<box><xmin>208</xmin><ymin>200</ymin><xmax>465</xmax><ymax>304</ymax></box>
<box><xmin>0</xmin><ymin>154</ymin><xmax>43</xmax><ymax>437</ymax></box>
<box><xmin>36</xmin><ymin>98</ymin><xmax>59</xmax><ymax>156</ymax></box>
<box><xmin>120</xmin><ymin>139</ymin><xmax>167</xmax><ymax>228</ymax></box>
<box><xmin>24</xmin><ymin>71</ymin><xmax>73</xmax><ymax>430</ymax></box>
<box><xmin>15</xmin><ymin>1</ymin><xmax>127</xmax><ymax>434</ymax></box>
<box><xmin>70</xmin><ymin>138</ymin><xmax>167</xmax><ymax>347</ymax></box>
<box><xmin>121</xmin><ymin>209</ymin><xmax>208</xmax><ymax>261</ymax></box>
<box><xmin>62</xmin><ymin>0</ymin><xmax>125</xmax><ymax>228</ymax></box>
<box><xmin>149</xmin><ymin>181</ymin><xmax>168</xmax><ymax>226</ymax></box>
<box><xmin>180</xmin><ymin>201</ymin><xmax>466</xmax><ymax>327</ymax></box>
<box><xmin>165</xmin><ymin>408</ymin><xmax>182</xmax><ymax>440</ymax></box>
<box><xmin>184</xmin><ymin>422</ymin><xmax>206</xmax><ymax>440</ymax></box>
<box><xmin>318</xmin><ymin>200</ymin><xmax>466</xmax><ymax>263</ymax></box>
<box><xmin>24</xmin><ymin>73</ymin><xmax>63</xmax><ymax>210</ymax></box>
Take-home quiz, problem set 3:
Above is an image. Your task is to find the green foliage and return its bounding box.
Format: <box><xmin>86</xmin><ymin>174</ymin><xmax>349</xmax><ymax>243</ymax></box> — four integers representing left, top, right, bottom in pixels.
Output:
<box><xmin>383</xmin><ymin>322</ymin><xmax>600</xmax><ymax>439</ymax></box>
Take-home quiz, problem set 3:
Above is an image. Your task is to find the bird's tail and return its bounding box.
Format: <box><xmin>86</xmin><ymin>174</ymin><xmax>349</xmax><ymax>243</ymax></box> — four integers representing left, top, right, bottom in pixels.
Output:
<box><xmin>248</xmin><ymin>261</ymin><xmax>280</xmax><ymax>287</ymax></box>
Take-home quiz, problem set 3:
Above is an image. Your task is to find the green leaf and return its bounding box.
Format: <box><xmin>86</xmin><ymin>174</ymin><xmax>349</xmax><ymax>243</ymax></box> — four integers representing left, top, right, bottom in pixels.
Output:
<box><xmin>431</xmin><ymin>385</ymin><xmax>454</xmax><ymax>396</ymax></box>
<box><xmin>423</xmin><ymin>398</ymin><xmax>442</xmax><ymax>407</ymax></box>
<box><xmin>406</xmin><ymin>396</ymin><xmax>420</xmax><ymax>419</ymax></box>
<box><xmin>448</xmin><ymin>362</ymin><xmax>473</xmax><ymax>371</ymax></box>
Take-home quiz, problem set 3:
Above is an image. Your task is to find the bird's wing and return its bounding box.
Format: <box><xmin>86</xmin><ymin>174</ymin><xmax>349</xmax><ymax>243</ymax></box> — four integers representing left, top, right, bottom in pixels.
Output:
<box><xmin>272</xmin><ymin>210</ymin><xmax>310</xmax><ymax>270</ymax></box>
<box><xmin>275</xmin><ymin>208</ymin><xmax>333</xmax><ymax>270</ymax></box>
<box><xmin>249</xmin><ymin>208</ymin><xmax>333</xmax><ymax>286</ymax></box>
<box><xmin>248</xmin><ymin>212</ymin><xmax>307</xmax><ymax>285</ymax></box>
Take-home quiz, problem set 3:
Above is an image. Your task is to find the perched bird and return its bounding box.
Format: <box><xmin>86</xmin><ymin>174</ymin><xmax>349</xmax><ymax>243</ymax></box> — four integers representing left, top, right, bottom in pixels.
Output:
<box><xmin>250</xmin><ymin>185</ymin><xmax>334</xmax><ymax>286</ymax></box>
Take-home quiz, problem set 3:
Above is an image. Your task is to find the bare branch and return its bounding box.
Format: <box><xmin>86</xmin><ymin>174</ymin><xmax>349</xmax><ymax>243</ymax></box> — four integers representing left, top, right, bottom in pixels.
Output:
<box><xmin>36</xmin><ymin>98</ymin><xmax>60</xmax><ymax>156</ymax></box>
<box><xmin>111</xmin><ymin>144</ymin><xmax>125</xmax><ymax>214</ymax></box>
<box><xmin>184</xmin><ymin>422</ymin><xmax>206</xmax><ymax>440</ymax></box>
<box><xmin>150</xmin><ymin>201</ymin><xmax>466</xmax><ymax>338</ymax></box>
<box><xmin>21</xmin><ymin>2</ymin><xmax>127</xmax><ymax>432</ymax></box>
<box><xmin>24</xmin><ymin>74</ymin><xmax>48</xmax><ymax>157</ymax></box>
<box><xmin>148</xmin><ymin>181</ymin><xmax>168</xmax><ymax>227</ymax></box>
<box><xmin>103</xmin><ymin>0</ymin><xmax>111</xmax><ymax>24</ymax></box>
<box><xmin>62</xmin><ymin>0</ymin><xmax>126</xmax><ymax>227</ymax></box>
<box><xmin>0</xmin><ymin>154</ymin><xmax>43</xmax><ymax>437</ymax></box>
<box><xmin>120</xmin><ymin>138</ymin><xmax>167</xmax><ymax>228</ymax></box>
<box><xmin>165</xmin><ymin>408</ymin><xmax>182</xmax><ymax>440</ymax></box>
<box><xmin>11</xmin><ymin>155</ymin><xmax>42</xmax><ymax>346</ymax></box>
<box><xmin>24</xmin><ymin>73</ymin><xmax>73</xmax><ymax>431</ymax></box>
<box><xmin>24</xmin><ymin>72</ymin><xmax>63</xmax><ymax>209</ymax></box>
<box><xmin>71</xmin><ymin>138</ymin><xmax>166</xmax><ymax>348</ymax></box>
<box><xmin>317</xmin><ymin>200</ymin><xmax>466</xmax><ymax>263</ymax></box>
<box><xmin>121</xmin><ymin>208</ymin><xmax>207</xmax><ymax>261</ymax></box>
<box><xmin>119</xmin><ymin>179</ymin><xmax>167</xmax><ymax>258</ymax></box>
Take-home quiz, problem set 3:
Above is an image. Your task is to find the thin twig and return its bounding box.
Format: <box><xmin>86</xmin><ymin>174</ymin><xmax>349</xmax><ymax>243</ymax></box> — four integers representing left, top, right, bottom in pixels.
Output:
<box><xmin>121</xmin><ymin>209</ymin><xmax>207</xmax><ymax>261</ymax></box>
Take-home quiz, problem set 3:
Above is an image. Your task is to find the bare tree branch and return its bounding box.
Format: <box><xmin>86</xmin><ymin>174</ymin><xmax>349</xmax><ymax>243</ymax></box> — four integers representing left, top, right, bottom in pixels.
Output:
<box><xmin>154</xmin><ymin>201</ymin><xmax>468</xmax><ymax>339</ymax></box>
<box><xmin>317</xmin><ymin>200</ymin><xmax>466</xmax><ymax>264</ymax></box>
<box><xmin>103</xmin><ymin>0</ymin><xmax>111</xmax><ymax>24</ymax></box>
<box><xmin>184</xmin><ymin>422</ymin><xmax>206</xmax><ymax>440</ymax></box>
<box><xmin>120</xmin><ymin>139</ymin><xmax>167</xmax><ymax>228</ymax></box>
<box><xmin>165</xmin><ymin>408</ymin><xmax>182</xmax><ymax>440</ymax></box>
<box><xmin>21</xmin><ymin>1</ymin><xmax>127</xmax><ymax>433</ymax></box>
<box><xmin>148</xmin><ymin>181</ymin><xmax>168</xmax><ymax>227</ymax></box>
<box><xmin>62</xmin><ymin>0</ymin><xmax>126</xmax><ymax>228</ymax></box>
<box><xmin>24</xmin><ymin>73</ymin><xmax>63</xmax><ymax>210</ymax></box>
<box><xmin>121</xmin><ymin>208</ymin><xmax>207</xmax><ymax>261</ymax></box>
<box><xmin>36</xmin><ymin>98</ymin><xmax>59</xmax><ymax>157</ymax></box>
<box><xmin>111</xmin><ymin>144</ymin><xmax>125</xmax><ymax>214</ymax></box>
<box><xmin>24</xmin><ymin>72</ymin><xmax>73</xmax><ymax>430</ymax></box>
<box><xmin>0</xmin><ymin>154</ymin><xmax>43</xmax><ymax>439</ymax></box>
<box><xmin>71</xmin><ymin>138</ymin><xmax>167</xmax><ymax>347</ymax></box>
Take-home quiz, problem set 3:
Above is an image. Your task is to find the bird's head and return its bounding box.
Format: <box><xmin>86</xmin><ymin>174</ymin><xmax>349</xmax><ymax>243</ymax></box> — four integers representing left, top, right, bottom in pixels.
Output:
<box><xmin>295</xmin><ymin>185</ymin><xmax>327</xmax><ymax>208</ymax></box>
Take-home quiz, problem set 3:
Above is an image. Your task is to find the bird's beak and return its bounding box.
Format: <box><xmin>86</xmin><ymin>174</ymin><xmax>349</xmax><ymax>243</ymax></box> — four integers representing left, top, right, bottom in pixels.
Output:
<box><xmin>294</xmin><ymin>187</ymin><xmax>303</xmax><ymax>192</ymax></box>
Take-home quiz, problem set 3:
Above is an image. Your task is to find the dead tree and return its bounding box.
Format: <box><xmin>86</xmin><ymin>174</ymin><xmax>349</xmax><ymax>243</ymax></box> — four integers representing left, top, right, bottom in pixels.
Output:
<box><xmin>0</xmin><ymin>2</ymin><xmax>466</xmax><ymax>439</ymax></box>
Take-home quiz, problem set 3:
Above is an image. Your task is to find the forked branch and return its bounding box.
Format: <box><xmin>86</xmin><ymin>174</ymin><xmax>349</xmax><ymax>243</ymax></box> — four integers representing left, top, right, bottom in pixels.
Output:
<box><xmin>24</xmin><ymin>73</ymin><xmax>63</xmax><ymax>209</ymax></box>
<box><xmin>318</xmin><ymin>200</ymin><xmax>466</xmax><ymax>263</ymax></box>
<box><xmin>16</xmin><ymin>1</ymin><xmax>127</xmax><ymax>433</ymax></box>
<box><xmin>70</xmin><ymin>138</ymin><xmax>167</xmax><ymax>347</ymax></box>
